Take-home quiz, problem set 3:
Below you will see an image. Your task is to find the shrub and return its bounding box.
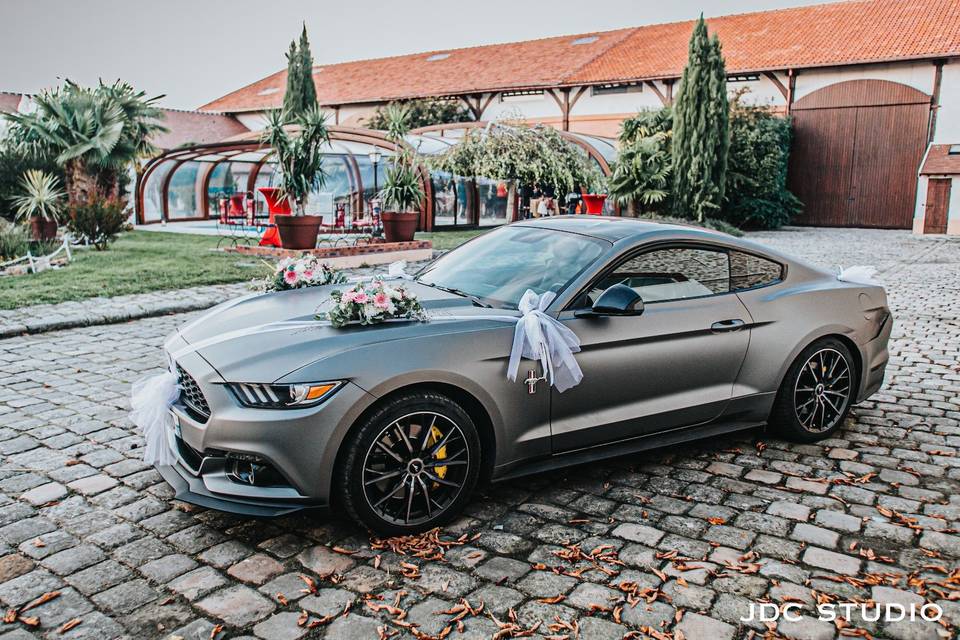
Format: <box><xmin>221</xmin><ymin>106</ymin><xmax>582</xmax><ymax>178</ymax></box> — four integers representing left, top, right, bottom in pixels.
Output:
<box><xmin>609</xmin><ymin>108</ymin><xmax>673</xmax><ymax>216</ymax></box>
<box><xmin>721</xmin><ymin>96</ymin><xmax>802</xmax><ymax>229</ymax></box>
<box><xmin>0</xmin><ymin>219</ymin><xmax>29</xmax><ymax>260</ymax></box>
<box><xmin>367</xmin><ymin>98</ymin><xmax>472</xmax><ymax>130</ymax></box>
<box><xmin>67</xmin><ymin>197</ymin><xmax>127</xmax><ymax>250</ymax></box>
<box><xmin>0</xmin><ymin>142</ymin><xmax>62</xmax><ymax>222</ymax></box>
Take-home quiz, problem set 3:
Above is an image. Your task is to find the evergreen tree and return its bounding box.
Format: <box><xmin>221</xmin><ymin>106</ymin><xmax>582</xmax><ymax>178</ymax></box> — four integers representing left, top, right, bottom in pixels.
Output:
<box><xmin>671</xmin><ymin>16</ymin><xmax>729</xmax><ymax>222</ymax></box>
<box><xmin>282</xmin><ymin>39</ymin><xmax>303</xmax><ymax>115</ymax></box>
<box><xmin>298</xmin><ymin>26</ymin><xmax>317</xmax><ymax>110</ymax></box>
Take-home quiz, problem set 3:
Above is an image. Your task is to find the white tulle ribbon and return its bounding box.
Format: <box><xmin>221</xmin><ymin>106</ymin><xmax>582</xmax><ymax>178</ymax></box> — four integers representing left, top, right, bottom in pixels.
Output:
<box><xmin>129</xmin><ymin>370</ymin><xmax>180</xmax><ymax>466</ymax></box>
<box><xmin>837</xmin><ymin>265</ymin><xmax>881</xmax><ymax>286</ymax></box>
<box><xmin>387</xmin><ymin>260</ymin><xmax>412</xmax><ymax>279</ymax></box>
<box><xmin>506</xmin><ymin>290</ymin><xmax>583</xmax><ymax>392</ymax></box>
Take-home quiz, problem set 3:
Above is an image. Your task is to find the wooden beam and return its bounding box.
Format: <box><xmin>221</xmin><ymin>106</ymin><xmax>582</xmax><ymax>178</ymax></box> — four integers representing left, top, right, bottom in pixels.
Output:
<box><xmin>929</xmin><ymin>60</ymin><xmax>944</xmax><ymax>143</ymax></box>
<box><xmin>478</xmin><ymin>93</ymin><xmax>497</xmax><ymax>119</ymax></box>
<box><xmin>786</xmin><ymin>69</ymin><xmax>796</xmax><ymax>114</ymax></box>
<box><xmin>568</xmin><ymin>86</ymin><xmax>589</xmax><ymax>111</ymax></box>
<box><xmin>645</xmin><ymin>80</ymin><xmax>668</xmax><ymax>106</ymax></box>
<box><xmin>763</xmin><ymin>71</ymin><xmax>789</xmax><ymax>101</ymax></box>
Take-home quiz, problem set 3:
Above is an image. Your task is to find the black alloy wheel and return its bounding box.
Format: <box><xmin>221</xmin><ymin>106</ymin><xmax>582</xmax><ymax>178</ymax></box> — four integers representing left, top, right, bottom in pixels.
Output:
<box><xmin>770</xmin><ymin>338</ymin><xmax>856</xmax><ymax>442</ymax></box>
<box><xmin>338</xmin><ymin>392</ymin><xmax>480</xmax><ymax>535</ymax></box>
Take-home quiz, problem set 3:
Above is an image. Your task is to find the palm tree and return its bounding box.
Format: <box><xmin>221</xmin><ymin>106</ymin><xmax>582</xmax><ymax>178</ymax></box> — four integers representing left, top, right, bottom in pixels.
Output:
<box><xmin>4</xmin><ymin>80</ymin><xmax>166</xmax><ymax>205</ymax></box>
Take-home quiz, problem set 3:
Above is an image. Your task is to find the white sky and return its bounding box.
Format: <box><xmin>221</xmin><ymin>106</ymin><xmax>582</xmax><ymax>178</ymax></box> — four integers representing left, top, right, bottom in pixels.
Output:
<box><xmin>1</xmin><ymin>0</ymin><xmax>836</xmax><ymax>111</ymax></box>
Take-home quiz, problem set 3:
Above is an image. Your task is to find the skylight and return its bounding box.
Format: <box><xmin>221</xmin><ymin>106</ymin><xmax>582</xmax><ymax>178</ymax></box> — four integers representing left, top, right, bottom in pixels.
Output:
<box><xmin>257</xmin><ymin>88</ymin><xmax>279</xmax><ymax>96</ymax></box>
<box><xmin>571</xmin><ymin>36</ymin><xmax>599</xmax><ymax>45</ymax></box>
<box><xmin>426</xmin><ymin>53</ymin><xmax>450</xmax><ymax>61</ymax></box>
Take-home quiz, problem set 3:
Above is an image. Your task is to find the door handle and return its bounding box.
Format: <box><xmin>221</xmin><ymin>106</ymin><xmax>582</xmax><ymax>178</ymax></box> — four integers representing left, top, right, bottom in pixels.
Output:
<box><xmin>711</xmin><ymin>319</ymin><xmax>745</xmax><ymax>333</ymax></box>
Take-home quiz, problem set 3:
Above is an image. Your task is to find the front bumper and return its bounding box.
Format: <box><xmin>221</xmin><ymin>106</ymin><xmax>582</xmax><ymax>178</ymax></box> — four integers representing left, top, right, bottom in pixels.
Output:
<box><xmin>156</xmin><ymin>334</ymin><xmax>374</xmax><ymax>517</ymax></box>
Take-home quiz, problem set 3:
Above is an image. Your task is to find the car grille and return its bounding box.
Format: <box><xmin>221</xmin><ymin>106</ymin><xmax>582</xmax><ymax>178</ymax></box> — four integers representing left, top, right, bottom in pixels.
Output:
<box><xmin>176</xmin><ymin>364</ymin><xmax>210</xmax><ymax>421</ymax></box>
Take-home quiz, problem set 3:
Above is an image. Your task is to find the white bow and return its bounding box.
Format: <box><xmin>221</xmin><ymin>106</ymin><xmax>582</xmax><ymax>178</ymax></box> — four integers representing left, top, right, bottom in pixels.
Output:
<box><xmin>506</xmin><ymin>290</ymin><xmax>583</xmax><ymax>393</ymax></box>
<box><xmin>837</xmin><ymin>265</ymin><xmax>881</xmax><ymax>286</ymax></box>
<box><xmin>129</xmin><ymin>369</ymin><xmax>180</xmax><ymax>466</ymax></box>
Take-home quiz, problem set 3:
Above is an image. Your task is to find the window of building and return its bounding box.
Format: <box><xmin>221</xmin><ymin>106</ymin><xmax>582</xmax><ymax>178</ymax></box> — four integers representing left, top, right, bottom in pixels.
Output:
<box><xmin>591</xmin><ymin>83</ymin><xmax>643</xmax><ymax>96</ymax></box>
<box><xmin>500</xmin><ymin>90</ymin><xmax>544</xmax><ymax>103</ymax></box>
<box><xmin>730</xmin><ymin>251</ymin><xmax>783</xmax><ymax>290</ymax></box>
<box><xmin>595</xmin><ymin>247</ymin><xmax>731</xmax><ymax>303</ymax></box>
<box><xmin>571</xmin><ymin>36</ymin><xmax>599</xmax><ymax>45</ymax></box>
<box><xmin>727</xmin><ymin>74</ymin><xmax>760</xmax><ymax>83</ymax></box>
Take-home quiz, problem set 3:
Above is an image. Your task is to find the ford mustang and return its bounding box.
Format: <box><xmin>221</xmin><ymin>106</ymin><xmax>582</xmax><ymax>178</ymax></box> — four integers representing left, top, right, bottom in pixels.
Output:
<box><xmin>159</xmin><ymin>217</ymin><xmax>891</xmax><ymax>534</ymax></box>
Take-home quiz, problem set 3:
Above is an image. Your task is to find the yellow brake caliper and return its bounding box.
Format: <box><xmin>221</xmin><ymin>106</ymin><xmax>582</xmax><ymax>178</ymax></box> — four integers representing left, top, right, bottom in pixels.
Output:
<box><xmin>426</xmin><ymin>425</ymin><xmax>448</xmax><ymax>480</ymax></box>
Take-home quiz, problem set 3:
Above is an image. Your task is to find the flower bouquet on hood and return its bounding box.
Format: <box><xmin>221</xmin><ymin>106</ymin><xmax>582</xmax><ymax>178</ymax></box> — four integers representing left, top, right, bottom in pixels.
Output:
<box><xmin>320</xmin><ymin>279</ymin><xmax>427</xmax><ymax>328</ymax></box>
<box><xmin>261</xmin><ymin>254</ymin><xmax>346</xmax><ymax>292</ymax></box>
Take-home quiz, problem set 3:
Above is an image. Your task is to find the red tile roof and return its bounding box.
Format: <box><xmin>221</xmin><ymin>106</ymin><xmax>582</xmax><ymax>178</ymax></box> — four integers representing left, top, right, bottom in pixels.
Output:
<box><xmin>152</xmin><ymin>109</ymin><xmax>249</xmax><ymax>149</ymax></box>
<box><xmin>572</xmin><ymin>0</ymin><xmax>960</xmax><ymax>84</ymax></box>
<box><xmin>197</xmin><ymin>0</ymin><xmax>960</xmax><ymax>113</ymax></box>
<box><xmin>920</xmin><ymin>144</ymin><xmax>960</xmax><ymax>175</ymax></box>
<box><xmin>199</xmin><ymin>28</ymin><xmax>636</xmax><ymax>113</ymax></box>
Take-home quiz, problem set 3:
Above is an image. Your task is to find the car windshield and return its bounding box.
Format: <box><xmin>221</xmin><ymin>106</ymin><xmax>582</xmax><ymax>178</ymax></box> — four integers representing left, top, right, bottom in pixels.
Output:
<box><xmin>416</xmin><ymin>226</ymin><xmax>609</xmax><ymax>309</ymax></box>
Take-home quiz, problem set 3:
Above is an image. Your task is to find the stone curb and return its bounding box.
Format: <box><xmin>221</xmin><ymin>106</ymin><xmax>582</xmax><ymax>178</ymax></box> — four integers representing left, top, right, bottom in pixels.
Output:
<box><xmin>0</xmin><ymin>287</ymin><xmax>244</xmax><ymax>340</ymax></box>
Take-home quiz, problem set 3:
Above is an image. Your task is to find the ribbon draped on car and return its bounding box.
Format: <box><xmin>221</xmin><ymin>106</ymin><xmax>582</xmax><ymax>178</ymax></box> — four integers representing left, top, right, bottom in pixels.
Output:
<box><xmin>128</xmin><ymin>286</ymin><xmax>584</xmax><ymax>465</ymax></box>
<box><xmin>837</xmin><ymin>265</ymin><xmax>881</xmax><ymax>286</ymax></box>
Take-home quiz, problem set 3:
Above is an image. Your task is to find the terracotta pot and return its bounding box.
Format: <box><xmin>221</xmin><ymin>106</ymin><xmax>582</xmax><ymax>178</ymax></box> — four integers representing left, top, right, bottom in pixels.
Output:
<box><xmin>582</xmin><ymin>194</ymin><xmax>608</xmax><ymax>215</ymax></box>
<box><xmin>381</xmin><ymin>211</ymin><xmax>418</xmax><ymax>243</ymax></box>
<box><xmin>29</xmin><ymin>217</ymin><xmax>58</xmax><ymax>241</ymax></box>
<box><xmin>275</xmin><ymin>215</ymin><xmax>322</xmax><ymax>250</ymax></box>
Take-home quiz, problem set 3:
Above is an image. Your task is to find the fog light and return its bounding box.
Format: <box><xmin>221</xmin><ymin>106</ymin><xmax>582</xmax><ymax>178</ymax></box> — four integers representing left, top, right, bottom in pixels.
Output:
<box><xmin>227</xmin><ymin>458</ymin><xmax>287</xmax><ymax>487</ymax></box>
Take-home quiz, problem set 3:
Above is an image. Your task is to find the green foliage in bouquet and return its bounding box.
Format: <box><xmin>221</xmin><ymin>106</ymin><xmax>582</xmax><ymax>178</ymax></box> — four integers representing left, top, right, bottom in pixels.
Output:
<box><xmin>320</xmin><ymin>279</ymin><xmax>427</xmax><ymax>328</ymax></box>
<box><xmin>262</xmin><ymin>254</ymin><xmax>346</xmax><ymax>291</ymax></box>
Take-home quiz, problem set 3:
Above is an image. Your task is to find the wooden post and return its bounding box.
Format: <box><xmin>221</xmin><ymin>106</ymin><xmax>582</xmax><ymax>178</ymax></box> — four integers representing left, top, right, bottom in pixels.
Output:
<box><xmin>929</xmin><ymin>60</ymin><xmax>944</xmax><ymax>143</ymax></box>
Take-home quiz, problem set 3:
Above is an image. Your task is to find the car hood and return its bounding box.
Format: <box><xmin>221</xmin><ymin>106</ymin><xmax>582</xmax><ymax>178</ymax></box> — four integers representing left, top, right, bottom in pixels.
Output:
<box><xmin>174</xmin><ymin>281</ymin><xmax>518</xmax><ymax>383</ymax></box>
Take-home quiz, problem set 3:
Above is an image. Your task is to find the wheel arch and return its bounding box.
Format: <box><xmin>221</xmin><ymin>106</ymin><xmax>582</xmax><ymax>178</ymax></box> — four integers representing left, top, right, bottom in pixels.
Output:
<box><xmin>776</xmin><ymin>330</ymin><xmax>864</xmax><ymax>401</ymax></box>
<box><xmin>329</xmin><ymin>381</ymin><xmax>498</xmax><ymax>512</ymax></box>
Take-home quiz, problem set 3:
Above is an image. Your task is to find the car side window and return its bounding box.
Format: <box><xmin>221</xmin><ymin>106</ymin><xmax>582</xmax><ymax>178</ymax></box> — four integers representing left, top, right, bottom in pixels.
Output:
<box><xmin>729</xmin><ymin>251</ymin><xmax>783</xmax><ymax>291</ymax></box>
<box><xmin>591</xmin><ymin>247</ymin><xmax>731</xmax><ymax>304</ymax></box>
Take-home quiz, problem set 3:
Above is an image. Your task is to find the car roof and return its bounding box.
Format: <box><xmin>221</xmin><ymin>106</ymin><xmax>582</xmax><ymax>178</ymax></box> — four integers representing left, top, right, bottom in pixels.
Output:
<box><xmin>514</xmin><ymin>215</ymin><xmax>718</xmax><ymax>243</ymax></box>
<box><xmin>512</xmin><ymin>215</ymin><xmax>813</xmax><ymax>270</ymax></box>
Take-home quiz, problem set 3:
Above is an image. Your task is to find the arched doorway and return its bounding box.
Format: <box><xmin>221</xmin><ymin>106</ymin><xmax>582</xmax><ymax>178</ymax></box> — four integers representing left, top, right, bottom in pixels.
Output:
<box><xmin>787</xmin><ymin>79</ymin><xmax>931</xmax><ymax>229</ymax></box>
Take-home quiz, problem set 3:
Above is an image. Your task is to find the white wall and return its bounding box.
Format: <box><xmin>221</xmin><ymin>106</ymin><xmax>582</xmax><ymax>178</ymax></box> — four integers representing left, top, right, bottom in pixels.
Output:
<box><xmin>933</xmin><ymin>59</ymin><xmax>960</xmax><ymax>144</ymax></box>
<box><xmin>793</xmin><ymin>60</ymin><xmax>937</xmax><ymax>100</ymax></box>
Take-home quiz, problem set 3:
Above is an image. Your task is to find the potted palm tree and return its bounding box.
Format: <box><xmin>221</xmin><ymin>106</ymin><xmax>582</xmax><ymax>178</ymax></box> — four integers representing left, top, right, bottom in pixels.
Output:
<box><xmin>13</xmin><ymin>169</ymin><xmax>65</xmax><ymax>241</ymax></box>
<box><xmin>262</xmin><ymin>107</ymin><xmax>330</xmax><ymax>250</ymax></box>
<box><xmin>377</xmin><ymin>104</ymin><xmax>423</xmax><ymax>243</ymax></box>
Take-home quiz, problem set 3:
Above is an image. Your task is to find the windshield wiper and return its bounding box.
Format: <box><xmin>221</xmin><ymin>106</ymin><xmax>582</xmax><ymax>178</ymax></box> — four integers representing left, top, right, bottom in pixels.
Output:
<box><xmin>421</xmin><ymin>283</ymin><xmax>492</xmax><ymax>308</ymax></box>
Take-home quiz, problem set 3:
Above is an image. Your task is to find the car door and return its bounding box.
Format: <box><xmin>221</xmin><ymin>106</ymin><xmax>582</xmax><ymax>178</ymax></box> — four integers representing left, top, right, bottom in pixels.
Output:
<box><xmin>550</xmin><ymin>244</ymin><xmax>752</xmax><ymax>452</ymax></box>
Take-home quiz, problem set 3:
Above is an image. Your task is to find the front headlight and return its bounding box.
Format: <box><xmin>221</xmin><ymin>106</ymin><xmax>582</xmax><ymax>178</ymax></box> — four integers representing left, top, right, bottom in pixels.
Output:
<box><xmin>228</xmin><ymin>381</ymin><xmax>342</xmax><ymax>409</ymax></box>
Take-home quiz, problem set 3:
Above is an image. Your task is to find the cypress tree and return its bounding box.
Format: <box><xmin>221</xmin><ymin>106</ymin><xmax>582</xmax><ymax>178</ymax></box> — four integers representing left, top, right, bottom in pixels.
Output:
<box><xmin>298</xmin><ymin>26</ymin><xmax>317</xmax><ymax>110</ymax></box>
<box><xmin>671</xmin><ymin>16</ymin><xmax>729</xmax><ymax>222</ymax></box>
<box><xmin>282</xmin><ymin>39</ymin><xmax>303</xmax><ymax>115</ymax></box>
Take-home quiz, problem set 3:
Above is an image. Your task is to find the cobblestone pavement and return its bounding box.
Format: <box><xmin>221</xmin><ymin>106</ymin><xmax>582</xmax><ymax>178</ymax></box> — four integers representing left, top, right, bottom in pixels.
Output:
<box><xmin>0</xmin><ymin>228</ymin><xmax>958</xmax><ymax>640</ymax></box>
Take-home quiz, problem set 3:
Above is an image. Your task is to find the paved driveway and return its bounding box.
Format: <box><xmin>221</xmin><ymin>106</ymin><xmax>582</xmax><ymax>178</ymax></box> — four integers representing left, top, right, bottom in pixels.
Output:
<box><xmin>0</xmin><ymin>228</ymin><xmax>958</xmax><ymax>640</ymax></box>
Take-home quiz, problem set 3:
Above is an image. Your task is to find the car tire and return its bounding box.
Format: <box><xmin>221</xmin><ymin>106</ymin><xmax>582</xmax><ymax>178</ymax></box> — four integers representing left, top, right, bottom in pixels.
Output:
<box><xmin>337</xmin><ymin>391</ymin><xmax>481</xmax><ymax>535</ymax></box>
<box><xmin>769</xmin><ymin>337</ymin><xmax>857</xmax><ymax>443</ymax></box>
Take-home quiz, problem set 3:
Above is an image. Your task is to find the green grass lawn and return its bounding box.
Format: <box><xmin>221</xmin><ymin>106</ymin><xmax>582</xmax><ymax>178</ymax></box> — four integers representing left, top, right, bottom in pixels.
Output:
<box><xmin>0</xmin><ymin>231</ymin><xmax>271</xmax><ymax>310</ymax></box>
<box><xmin>415</xmin><ymin>228</ymin><xmax>488</xmax><ymax>250</ymax></box>
<box><xmin>1</xmin><ymin>228</ymin><xmax>489</xmax><ymax>310</ymax></box>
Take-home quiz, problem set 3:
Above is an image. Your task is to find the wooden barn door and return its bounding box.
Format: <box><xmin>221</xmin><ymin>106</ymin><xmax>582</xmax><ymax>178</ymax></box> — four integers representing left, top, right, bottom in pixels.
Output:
<box><xmin>788</xmin><ymin>80</ymin><xmax>931</xmax><ymax>229</ymax></box>
<box><xmin>923</xmin><ymin>178</ymin><xmax>951</xmax><ymax>234</ymax></box>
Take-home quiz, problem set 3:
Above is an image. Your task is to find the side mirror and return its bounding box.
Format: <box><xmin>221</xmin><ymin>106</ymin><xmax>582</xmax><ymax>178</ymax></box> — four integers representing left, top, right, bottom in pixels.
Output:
<box><xmin>576</xmin><ymin>284</ymin><xmax>644</xmax><ymax>318</ymax></box>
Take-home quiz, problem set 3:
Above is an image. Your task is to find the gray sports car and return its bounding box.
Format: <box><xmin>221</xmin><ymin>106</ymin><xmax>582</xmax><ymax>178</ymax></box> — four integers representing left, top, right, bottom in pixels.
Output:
<box><xmin>160</xmin><ymin>217</ymin><xmax>891</xmax><ymax>534</ymax></box>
